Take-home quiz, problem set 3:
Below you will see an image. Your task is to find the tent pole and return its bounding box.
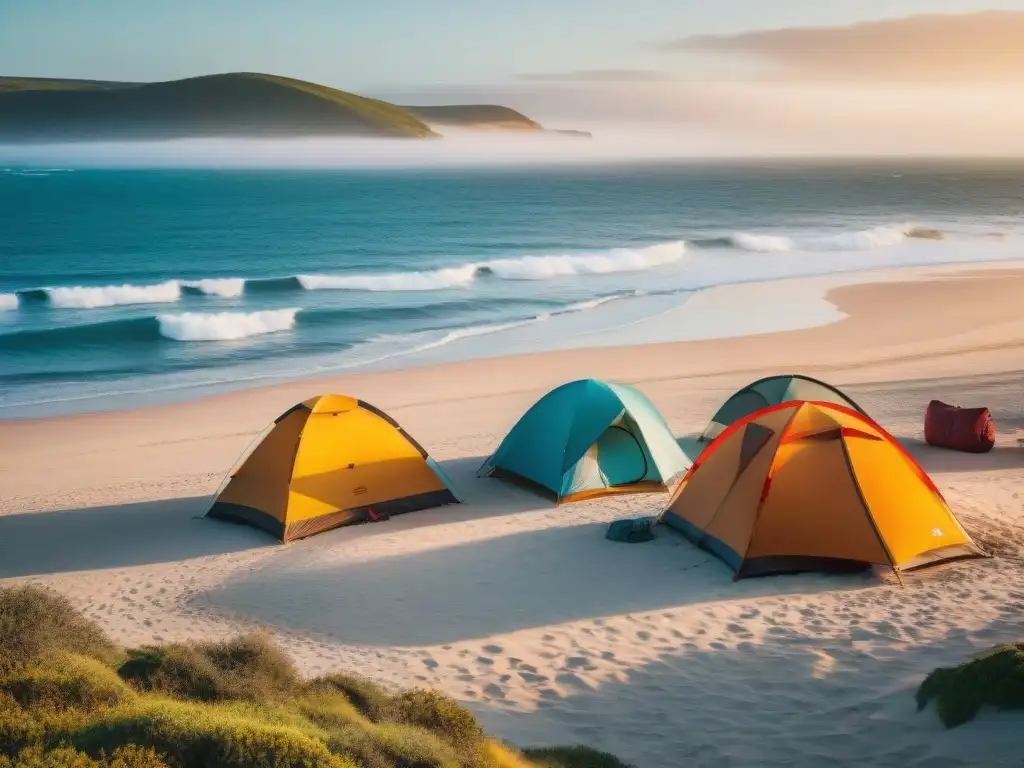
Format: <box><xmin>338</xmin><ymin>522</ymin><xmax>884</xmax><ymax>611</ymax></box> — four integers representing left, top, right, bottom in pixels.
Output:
<box><xmin>893</xmin><ymin>566</ymin><xmax>905</xmax><ymax>588</ymax></box>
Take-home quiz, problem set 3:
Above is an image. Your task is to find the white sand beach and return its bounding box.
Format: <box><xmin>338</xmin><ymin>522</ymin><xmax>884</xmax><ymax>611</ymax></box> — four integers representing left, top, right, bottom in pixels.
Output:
<box><xmin>2</xmin><ymin>263</ymin><xmax>1023</xmax><ymax>767</ymax></box>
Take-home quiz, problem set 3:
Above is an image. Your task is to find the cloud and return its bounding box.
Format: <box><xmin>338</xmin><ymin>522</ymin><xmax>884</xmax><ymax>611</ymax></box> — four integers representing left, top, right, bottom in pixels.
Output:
<box><xmin>661</xmin><ymin>11</ymin><xmax>1024</xmax><ymax>82</ymax></box>
<box><xmin>518</xmin><ymin>69</ymin><xmax>677</xmax><ymax>83</ymax></box>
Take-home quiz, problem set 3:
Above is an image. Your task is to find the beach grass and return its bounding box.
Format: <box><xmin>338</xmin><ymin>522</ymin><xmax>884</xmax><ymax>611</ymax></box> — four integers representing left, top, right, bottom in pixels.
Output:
<box><xmin>916</xmin><ymin>642</ymin><xmax>1024</xmax><ymax>727</ymax></box>
<box><xmin>0</xmin><ymin>585</ymin><xmax>633</xmax><ymax>768</ymax></box>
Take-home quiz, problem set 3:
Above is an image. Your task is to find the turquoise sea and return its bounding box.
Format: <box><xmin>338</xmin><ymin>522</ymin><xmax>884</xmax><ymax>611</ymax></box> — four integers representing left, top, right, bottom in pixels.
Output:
<box><xmin>2</xmin><ymin>162</ymin><xmax>1023</xmax><ymax>417</ymax></box>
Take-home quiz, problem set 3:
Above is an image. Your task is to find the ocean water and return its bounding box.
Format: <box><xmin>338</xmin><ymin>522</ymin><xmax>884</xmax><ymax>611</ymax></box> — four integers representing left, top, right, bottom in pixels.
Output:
<box><xmin>2</xmin><ymin>162</ymin><xmax>1023</xmax><ymax>418</ymax></box>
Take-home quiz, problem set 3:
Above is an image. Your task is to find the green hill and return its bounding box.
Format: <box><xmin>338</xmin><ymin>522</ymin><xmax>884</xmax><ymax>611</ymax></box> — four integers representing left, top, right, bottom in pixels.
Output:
<box><xmin>403</xmin><ymin>104</ymin><xmax>543</xmax><ymax>130</ymax></box>
<box><xmin>0</xmin><ymin>73</ymin><xmax>438</xmax><ymax>141</ymax></box>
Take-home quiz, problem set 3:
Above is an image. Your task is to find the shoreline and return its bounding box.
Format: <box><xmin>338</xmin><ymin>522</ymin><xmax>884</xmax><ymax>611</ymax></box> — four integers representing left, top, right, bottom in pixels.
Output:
<box><xmin>2</xmin><ymin>260</ymin><xmax>1023</xmax><ymax>513</ymax></box>
<box><xmin>4</xmin><ymin>258</ymin><xmax>1024</xmax><ymax>423</ymax></box>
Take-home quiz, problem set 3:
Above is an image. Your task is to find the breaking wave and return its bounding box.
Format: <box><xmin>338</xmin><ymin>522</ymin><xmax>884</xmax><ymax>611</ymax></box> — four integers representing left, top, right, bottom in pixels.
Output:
<box><xmin>298</xmin><ymin>265</ymin><xmax>478</xmax><ymax>292</ymax></box>
<box><xmin>480</xmin><ymin>241</ymin><xmax>685</xmax><ymax>280</ymax></box>
<box><xmin>3</xmin><ymin>242</ymin><xmax>683</xmax><ymax>311</ymax></box>
<box><xmin>181</xmin><ymin>278</ymin><xmax>246</xmax><ymax>298</ymax></box>
<box><xmin>298</xmin><ymin>241</ymin><xmax>685</xmax><ymax>291</ymax></box>
<box><xmin>0</xmin><ymin>298</ymin><xmax>571</xmax><ymax>351</ymax></box>
<box><xmin>716</xmin><ymin>225</ymin><xmax>943</xmax><ymax>253</ymax></box>
<box><xmin>156</xmin><ymin>309</ymin><xmax>298</xmax><ymax>341</ymax></box>
<box><xmin>41</xmin><ymin>280</ymin><xmax>183</xmax><ymax>309</ymax></box>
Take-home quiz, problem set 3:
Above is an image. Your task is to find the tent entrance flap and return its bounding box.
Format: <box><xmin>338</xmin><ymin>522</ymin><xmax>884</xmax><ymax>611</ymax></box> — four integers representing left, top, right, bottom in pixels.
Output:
<box><xmin>596</xmin><ymin>426</ymin><xmax>648</xmax><ymax>487</ymax></box>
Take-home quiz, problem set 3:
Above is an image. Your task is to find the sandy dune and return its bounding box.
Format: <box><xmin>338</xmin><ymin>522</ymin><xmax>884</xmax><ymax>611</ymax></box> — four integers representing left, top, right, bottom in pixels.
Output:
<box><xmin>2</xmin><ymin>263</ymin><xmax>1023</xmax><ymax>767</ymax></box>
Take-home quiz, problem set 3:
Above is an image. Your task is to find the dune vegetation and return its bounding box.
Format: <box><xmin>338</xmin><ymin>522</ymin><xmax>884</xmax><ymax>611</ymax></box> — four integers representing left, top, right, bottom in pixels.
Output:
<box><xmin>0</xmin><ymin>585</ymin><xmax>632</xmax><ymax>768</ymax></box>
<box><xmin>916</xmin><ymin>642</ymin><xmax>1024</xmax><ymax>728</ymax></box>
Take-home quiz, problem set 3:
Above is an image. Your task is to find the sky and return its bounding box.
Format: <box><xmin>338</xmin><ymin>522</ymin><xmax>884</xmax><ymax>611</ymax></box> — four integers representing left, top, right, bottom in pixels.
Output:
<box><xmin>4</xmin><ymin>0</ymin><xmax>1024</xmax><ymax>89</ymax></box>
<box><xmin>5</xmin><ymin>1</ymin><xmax>1024</xmax><ymax>157</ymax></box>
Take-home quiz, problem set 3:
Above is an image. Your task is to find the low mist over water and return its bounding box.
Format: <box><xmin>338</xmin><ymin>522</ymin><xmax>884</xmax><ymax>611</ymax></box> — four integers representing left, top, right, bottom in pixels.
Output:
<box><xmin>5</xmin><ymin>80</ymin><xmax>1024</xmax><ymax>168</ymax></box>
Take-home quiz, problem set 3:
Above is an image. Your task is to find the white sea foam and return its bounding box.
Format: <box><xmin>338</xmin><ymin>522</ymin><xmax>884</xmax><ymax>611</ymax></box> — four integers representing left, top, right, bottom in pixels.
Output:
<box><xmin>45</xmin><ymin>281</ymin><xmax>182</xmax><ymax>309</ymax></box>
<box><xmin>729</xmin><ymin>225</ymin><xmax>919</xmax><ymax>253</ymax></box>
<box><xmin>157</xmin><ymin>309</ymin><xmax>297</xmax><ymax>341</ymax></box>
<box><xmin>482</xmin><ymin>241</ymin><xmax>685</xmax><ymax>280</ymax></box>
<box><xmin>296</xmin><ymin>242</ymin><xmax>684</xmax><ymax>292</ymax></box>
<box><xmin>730</xmin><ymin>233</ymin><xmax>794</xmax><ymax>253</ymax></box>
<box><xmin>298</xmin><ymin>265</ymin><xmax>477</xmax><ymax>291</ymax></box>
<box><xmin>0</xmin><ymin>293</ymin><xmax>18</xmax><ymax>310</ymax></box>
<box><xmin>183</xmin><ymin>278</ymin><xmax>246</xmax><ymax>298</ymax></box>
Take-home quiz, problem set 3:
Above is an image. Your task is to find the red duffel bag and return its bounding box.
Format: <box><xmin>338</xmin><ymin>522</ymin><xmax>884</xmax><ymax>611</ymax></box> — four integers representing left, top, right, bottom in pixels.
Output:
<box><xmin>924</xmin><ymin>400</ymin><xmax>995</xmax><ymax>453</ymax></box>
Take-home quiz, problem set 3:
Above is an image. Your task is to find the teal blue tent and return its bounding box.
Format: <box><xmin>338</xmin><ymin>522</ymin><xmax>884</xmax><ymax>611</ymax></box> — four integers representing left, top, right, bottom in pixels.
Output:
<box><xmin>478</xmin><ymin>379</ymin><xmax>690</xmax><ymax>504</ymax></box>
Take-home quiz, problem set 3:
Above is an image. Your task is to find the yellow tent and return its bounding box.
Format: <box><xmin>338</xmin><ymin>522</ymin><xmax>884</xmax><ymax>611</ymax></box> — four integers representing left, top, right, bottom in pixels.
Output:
<box><xmin>660</xmin><ymin>401</ymin><xmax>985</xmax><ymax>578</ymax></box>
<box><xmin>206</xmin><ymin>395</ymin><xmax>460</xmax><ymax>542</ymax></box>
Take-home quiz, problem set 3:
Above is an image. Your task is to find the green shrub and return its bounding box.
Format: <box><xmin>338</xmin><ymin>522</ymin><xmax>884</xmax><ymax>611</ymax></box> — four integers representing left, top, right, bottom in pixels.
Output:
<box><xmin>117</xmin><ymin>647</ymin><xmax>221</xmax><ymax>703</ymax></box>
<box><xmin>291</xmin><ymin>692</ymin><xmax>365</xmax><ymax>731</ymax></box>
<box><xmin>0</xmin><ymin>587</ymin><xmax>121</xmax><ymax>675</ymax></box>
<box><xmin>102</xmin><ymin>746</ymin><xmax>170</xmax><ymax>768</ymax></box>
<box><xmin>0</xmin><ymin>692</ymin><xmax>47</xmax><ymax>756</ymax></box>
<box><xmin>327</xmin><ymin>722</ymin><xmax>459</xmax><ymax>768</ymax></box>
<box><xmin>0</xmin><ymin>584</ymin><xmax>635</xmax><ymax>768</ymax></box>
<box><xmin>388</xmin><ymin>689</ymin><xmax>483</xmax><ymax>747</ymax></box>
<box><xmin>0</xmin><ymin>745</ymin><xmax>169</xmax><ymax>768</ymax></box>
<box><xmin>522</xmin><ymin>746</ymin><xmax>636</xmax><ymax>768</ymax></box>
<box><xmin>66</xmin><ymin>698</ymin><xmax>353</xmax><ymax>768</ymax></box>
<box><xmin>0</xmin><ymin>746</ymin><xmax>99</xmax><ymax>768</ymax></box>
<box><xmin>119</xmin><ymin>634</ymin><xmax>299</xmax><ymax>703</ymax></box>
<box><xmin>2</xmin><ymin>655</ymin><xmax>134</xmax><ymax>713</ymax></box>
<box><xmin>916</xmin><ymin>642</ymin><xmax>1024</xmax><ymax>727</ymax></box>
<box><xmin>308</xmin><ymin>674</ymin><xmax>392</xmax><ymax>722</ymax></box>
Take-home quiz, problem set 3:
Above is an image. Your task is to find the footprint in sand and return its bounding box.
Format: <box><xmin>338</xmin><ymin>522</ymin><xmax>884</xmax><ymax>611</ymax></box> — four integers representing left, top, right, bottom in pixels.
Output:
<box><xmin>518</xmin><ymin>671</ymin><xmax>549</xmax><ymax>683</ymax></box>
<box><xmin>476</xmin><ymin>656</ymin><xmax>494</xmax><ymax>666</ymax></box>
<box><xmin>482</xmin><ymin>683</ymin><xmax>505</xmax><ymax>699</ymax></box>
<box><xmin>482</xmin><ymin>644</ymin><xmax>503</xmax><ymax>654</ymax></box>
<box><xmin>725</xmin><ymin>622</ymin><xmax>752</xmax><ymax>636</ymax></box>
<box><xmin>565</xmin><ymin>656</ymin><xmax>589</xmax><ymax>669</ymax></box>
<box><xmin>636</xmin><ymin>630</ymin><xmax>652</xmax><ymax>641</ymax></box>
<box><xmin>421</xmin><ymin>658</ymin><xmax>439</xmax><ymax>670</ymax></box>
<box><xmin>555</xmin><ymin>672</ymin><xmax>590</xmax><ymax>690</ymax></box>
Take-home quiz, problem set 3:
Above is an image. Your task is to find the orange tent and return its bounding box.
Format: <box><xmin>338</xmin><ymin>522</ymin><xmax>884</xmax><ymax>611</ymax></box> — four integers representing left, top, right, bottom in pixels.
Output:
<box><xmin>660</xmin><ymin>401</ymin><xmax>985</xmax><ymax>578</ymax></box>
<box><xmin>206</xmin><ymin>395</ymin><xmax>459</xmax><ymax>542</ymax></box>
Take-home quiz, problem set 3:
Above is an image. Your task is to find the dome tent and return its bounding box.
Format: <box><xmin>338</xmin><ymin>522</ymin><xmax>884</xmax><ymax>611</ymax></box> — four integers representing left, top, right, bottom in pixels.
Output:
<box><xmin>479</xmin><ymin>379</ymin><xmax>689</xmax><ymax>504</ymax></box>
<box><xmin>207</xmin><ymin>394</ymin><xmax>459</xmax><ymax>542</ymax></box>
<box><xmin>701</xmin><ymin>374</ymin><xmax>866</xmax><ymax>443</ymax></box>
<box><xmin>663</xmin><ymin>401</ymin><xmax>985</xmax><ymax>579</ymax></box>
